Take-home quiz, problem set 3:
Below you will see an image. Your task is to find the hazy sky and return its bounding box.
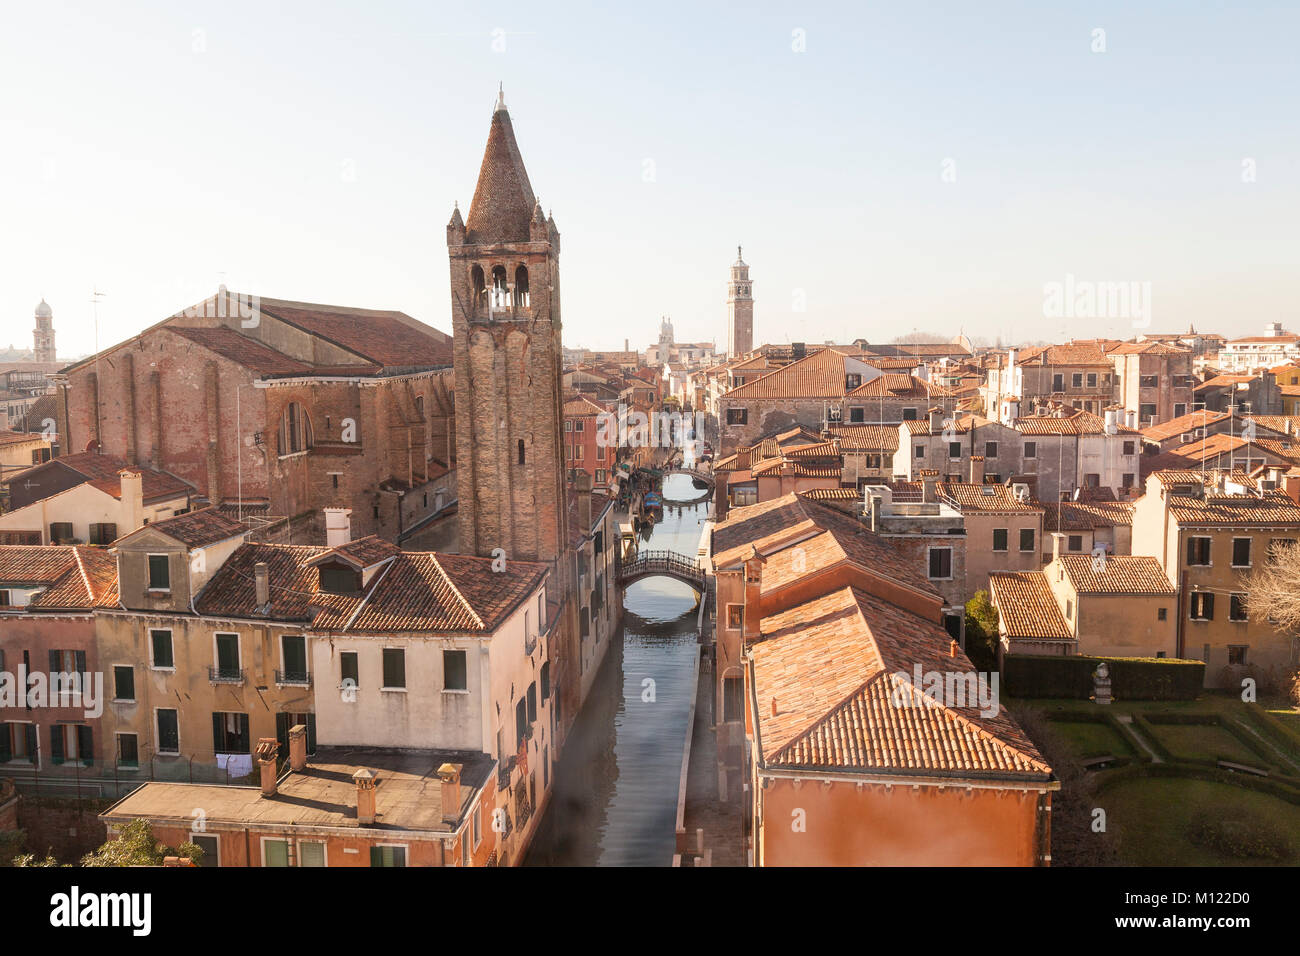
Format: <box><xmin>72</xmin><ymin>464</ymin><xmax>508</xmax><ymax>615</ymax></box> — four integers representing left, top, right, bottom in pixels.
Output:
<box><xmin>2</xmin><ymin>1</ymin><xmax>1298</xmax><ymax>359</ymax></box>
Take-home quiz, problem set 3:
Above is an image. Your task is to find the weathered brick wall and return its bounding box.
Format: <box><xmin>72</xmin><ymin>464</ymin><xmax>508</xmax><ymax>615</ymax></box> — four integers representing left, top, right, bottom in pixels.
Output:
<box><xmin>16</xmin><ymin>796</ymin><xmax>110</xmax><ymax>863</ymax></box>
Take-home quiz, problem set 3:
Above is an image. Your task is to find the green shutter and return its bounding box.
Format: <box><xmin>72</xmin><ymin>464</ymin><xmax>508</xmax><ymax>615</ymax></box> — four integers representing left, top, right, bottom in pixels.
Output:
<box><xmin>77</xmin><ymin>725</ymin><xmax>93</xmax><ymax>766</ymax></box>
<box><xmin>0</xmin><ymin>726</ymin><xmax>10</xmax><ymax>763</ymax></box>
<box><xmin>213</xmin><ymin>713</ymin><xmax>223</xmax><ymax>753</ymax></box>
<box><xmin>50</xmin><ymin>725</ymin><xmax>64</xmax><ymax>764</ymax></box>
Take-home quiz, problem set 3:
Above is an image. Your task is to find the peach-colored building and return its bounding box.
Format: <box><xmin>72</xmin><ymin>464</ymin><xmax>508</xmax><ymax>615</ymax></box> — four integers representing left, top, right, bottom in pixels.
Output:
<box><xmin>990</xmin><ymin>539</ymin><xmax>1177</xmax><ymax>661</ymax></box>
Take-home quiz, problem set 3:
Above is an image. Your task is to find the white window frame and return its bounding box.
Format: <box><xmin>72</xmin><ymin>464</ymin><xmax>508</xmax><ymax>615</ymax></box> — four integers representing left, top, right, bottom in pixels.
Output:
<box><xmin>261</xmin><ymin>836</ymin><xmax>291</xmax><ymax>867</ymax></box>
<box><xmin>1230</xmin><ymin>536</ymin><xmax>1253</xmax><ymax>569</ymax></box>
<box><xmin>380</xmin><ymin>646</ymin><xmax>407</xmax><ymax>692</ymax></box>
<box><xmin>146</xmin><ymin>553</ymin><xmax>171</xmax><ymax>592</ymax></box>
<box><xmin>927</xmin><ymin>546</ymin><xmax>954</xmax><ymax>581</ymax></box>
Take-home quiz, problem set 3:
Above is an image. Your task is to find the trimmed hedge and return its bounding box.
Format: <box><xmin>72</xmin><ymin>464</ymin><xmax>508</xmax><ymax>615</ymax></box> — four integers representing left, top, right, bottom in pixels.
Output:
<box><xmin>1003</xmin><ymin>654</ymin><xmax>1205</xmax><ymax>700</ymax></box>
<box><xmin>1095</xmin><ymin>761</ymin><xmax>1300</xmax><ymax>807</ymax></box>
<box><xmin>1044</xmin><ymin>707</ymin><xmax>1150</xmax><ymax>764</ymax></box>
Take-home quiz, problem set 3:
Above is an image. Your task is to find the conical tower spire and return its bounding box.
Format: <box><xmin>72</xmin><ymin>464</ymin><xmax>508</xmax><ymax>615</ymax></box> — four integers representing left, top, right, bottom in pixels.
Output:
<box><xmin>464</xmin><ymin>88</ymin><xmax>536</xmax><ymax>244</ymax></box>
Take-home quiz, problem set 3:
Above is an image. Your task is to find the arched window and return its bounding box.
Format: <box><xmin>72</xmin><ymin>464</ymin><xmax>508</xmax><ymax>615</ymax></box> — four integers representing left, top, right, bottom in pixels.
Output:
<box><xmin>491</xmin><ymin>265</ymin><xmax>508</xmax><ymax>310</ymax></box>
<box><xmin>278</xmin><ymin>402</ymin><xmax>312</xmax><ymax>455</ymax></box>
<box><xmin>470</xmin><ymin>265</ymin><xmax>486</xmax><ymax>303</ymax></box>
<box><xmin>514</xmin><ymin>265</ymin><xmax>529</xmax><ymax>308</ymax></box>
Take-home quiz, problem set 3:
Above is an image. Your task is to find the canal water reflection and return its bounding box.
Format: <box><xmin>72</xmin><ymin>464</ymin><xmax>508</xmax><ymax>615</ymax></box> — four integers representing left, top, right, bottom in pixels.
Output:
<box><xmin>525</xmin><ymin>475</ymin><xmax>709</xmax><ymax>866</ymax></box>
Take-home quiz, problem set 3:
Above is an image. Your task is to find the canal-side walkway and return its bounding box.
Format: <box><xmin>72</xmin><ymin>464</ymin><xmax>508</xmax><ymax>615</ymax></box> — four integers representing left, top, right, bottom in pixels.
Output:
<box><xmin>679</xmin><ymin>646</ymin><xmax>745</xmax><ymax>867</ymax></box>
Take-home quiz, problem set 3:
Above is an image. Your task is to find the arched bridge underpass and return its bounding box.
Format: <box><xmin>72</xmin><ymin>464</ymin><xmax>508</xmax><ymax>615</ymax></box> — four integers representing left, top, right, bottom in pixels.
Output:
<box><xmin>617</xmin><ymin>550</ymin><xmax>706</xmax><ymax>591</ymax></box>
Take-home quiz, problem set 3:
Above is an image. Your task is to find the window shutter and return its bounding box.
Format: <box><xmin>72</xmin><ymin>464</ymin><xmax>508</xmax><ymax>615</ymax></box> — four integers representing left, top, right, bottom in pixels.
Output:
<box><xmin>276</xmin><ymin>713</ymin><xmax>289</xmax><ymax>752</ymax></box>
<box><xmin>50</xmin><ymin>725</ymin><xmax>64</xmax><ymax>763</ymax></box>
<box><xmin>77</xmin><ymin>725</ymin><xmax>93</xmax><ymax>764</ymax></box>
<box><xmin>76</xmin><ymin>651</ymin><xmax>87</xmax><ymax>686</ymax></box>
<box><xmin>25</xmin><ymin>724</ymin><xmax>37</xmax><ymax>758</ymax></box>
<box><xmin>0</xmin><ymin>726</ymin><xmax>10</xmax><ymax>762</ymax></box>
<box><xmin>307</xmin><ymin>713</ymin><xmax>317</xmax><ymax>755</ymax></box>
<box><xmin>212</xmin><ymin>713</ymin><xmax>223</xmax><ymax>753</ymax></box>
<box><xmin>49</xmin><ymin>649</ymin><xmax>59</xmax><ymax>674</ymax></box>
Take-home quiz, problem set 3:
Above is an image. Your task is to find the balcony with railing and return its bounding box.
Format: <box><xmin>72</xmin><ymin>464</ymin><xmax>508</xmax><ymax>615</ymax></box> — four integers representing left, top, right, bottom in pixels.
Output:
<box><xmin>208</xmin><ymin>665</ymin><xmax>245</xmax><ymax>685</ymax></box>
<box><xmin>275</xmin><ymin>669</ymin><xmax>312</xmax><ymax>686</ymax></box>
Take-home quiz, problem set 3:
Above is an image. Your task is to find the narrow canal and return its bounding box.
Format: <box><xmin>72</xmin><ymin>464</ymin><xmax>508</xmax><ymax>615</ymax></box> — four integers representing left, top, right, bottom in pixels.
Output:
<box><xmin>525</xmin><ymin>474</ymin><xmax>709</xmax><ymax>866</ymax></box>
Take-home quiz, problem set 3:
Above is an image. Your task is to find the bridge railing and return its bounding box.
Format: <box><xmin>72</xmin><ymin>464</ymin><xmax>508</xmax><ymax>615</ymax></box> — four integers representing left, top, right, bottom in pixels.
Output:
<box><xmin>617</xmin><ymin>549</ymin><xmax>706</xmax><ymax>583</ymax></box>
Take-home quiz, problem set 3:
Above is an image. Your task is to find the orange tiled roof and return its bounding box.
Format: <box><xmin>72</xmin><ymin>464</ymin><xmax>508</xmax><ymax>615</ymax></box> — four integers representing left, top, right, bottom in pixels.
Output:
<box><xmin>1016</xmin><ymin>344</ymin><xmax>1112</xmax><ymax>366</ymax></box>
<box><xmin>988</xmin><ymin>571</ymin><xmax>1072</xmax><ymax>640</ymax></box>
<box><xmin>1014</xmin><ymin>408</ymin><xmax>1139</xmax><ymax>436</ymax></box>
<box><xmin>714</xmin><ymin>493</ymin><xmax>938</xmax><ymax>599</ymax></box>
<box><xmin>133</xmin><ymin>507</ymin><xmax>247</xmax><ymax>549</ymax></box>
<box><xmin>8</xmin><ymin>452</ymin><xmax>193</xmax><ymax>503</ymax></box>
<box><xmin>196</xmin><ymin>542</ymin><xmax>547</xmax><ymax>632</ymax></box>
<box><xmin>0</xmin><ymin>546</ymin><xmax>118</xmax><ymax>611</ymax></box>
<box><xmin>938</xmin><ymin>483</ymin><xmax>1043</xmax><ymax>514</ymax></box>
<box><xmin>1057</xmin><ymin>555</ymin><xmax>1173</xmax><ymax>594</ymax></box>
<box><xmin>1141</xmin><ymin>410</ymin><xmax>1232</xmax><ymax>442</ymax></box>
<box><xmin>752</xmin><ymin>586</ymin><xmax>1051</xmax><ymax>778</ymax></box>
<box><xmin>827</xmin><ymin>424</ymin><xmax>900</xmax><ymax>451</ymax></box>
<box><xmin>1041</xmin><ymin>499</ymin><xmax>1134</xmax><ymax>531</ymax></box>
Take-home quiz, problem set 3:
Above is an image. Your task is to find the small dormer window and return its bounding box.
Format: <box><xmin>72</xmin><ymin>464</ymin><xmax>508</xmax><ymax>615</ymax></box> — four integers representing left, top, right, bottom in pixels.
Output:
<box><xmin>147</xmin><ymin>554</ymin><xmax>170</xmax><ymax>591</ymax></box>
<box><xmin>318</xmin><ymin>563</ymin><xmax>361</xmax><ymax>595</ymax></box>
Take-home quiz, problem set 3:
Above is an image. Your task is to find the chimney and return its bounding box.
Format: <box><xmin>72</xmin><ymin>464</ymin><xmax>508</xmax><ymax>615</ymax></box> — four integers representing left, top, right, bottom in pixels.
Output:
<box><xmin>438</xmin><ymin>762</ymin><xmax>463</xmax><ymax>824</ymax></box>
<box><xmin>254</xmin><ymin>562</ymin><xmax>269</xmax><ymax>609</ymax></box>
<box><xmin>287</xmin><ymin>723</ymin><xmax>308</xmax><ymax>772</ymax></box>
<box><xmin>949</xmin><ymin>639</ymin><xmax>959</xmax><ymax>658</ymax></box>
<box><xmin>576</xmin><ymin>469</ymin><xmax>593</xmax><ymax>533</ymax></box>
<box><xmin>715</xmin><ymin>471</ymin><xmax>729</xmax><ymax>521</ymax></box>
<box><xmin>119</xmin><ymin>470</ymin><xmax>144</xmax><ymax>531</ymax></box>
<box><xmin>1284</xmin><ymin>474</ymin><xmax>1300</xmax><ymax>505</ymax></box>
<box><xmin>868</xmin><ymin>493</ymin><xmax>882</xmax><ymax>532</ymax></box>
<box><xmin>736</xmin><ymin>446</ymin><xmax>752</xmax><ymax>471</ymax></box>
<box><xmin>770</xmin><ymin>697</ymin><xmax>778</xmax><ymax>717</ymax></box>
<box><xmin>1051</xmin><ymin>532</ymin><xmax>1065</xmax><ymax>564</ymax></box>
<box><xmin>742</xmin><ymin>547</ymin><xmax>765</xmax><ymax>642</ymax></box>
<box><xmin>255</xmin><ymin>738</ymin><xmax>279</xmax><ymax>798</ymax></box>
<box><xmin>969</xmin><ymin>455</ymin><xmax>985</xmax><ymax>484</ymax></box>
<box><xmin>928</xmin><ymin>407</ymin><xmax>944</xmax><ymax>432</ymax></box>
<box><xmin>353</xmin><ymin>768</ymin><xmax>377</xmax><ymax>825</ymax></box>
<box><xmin>325</xmin><ymin>508</ymin><xmax>352</xmax><ymax>547</ymax></box>
<box><xmin>921</xmin><ymin>470</ymin><xmax>939</xmax><ymax>504</ymax></box>
<box><xmin>1126</xmin><ymin>409</ymin><xmax>1137</xmax><ymax>429</ymax></box>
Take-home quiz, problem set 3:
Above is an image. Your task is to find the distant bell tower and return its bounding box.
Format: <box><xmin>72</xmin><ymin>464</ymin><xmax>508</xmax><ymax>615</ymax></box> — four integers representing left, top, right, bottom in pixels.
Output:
<box><xmin>727</xmin><ymin>247</ymin><xmax>753</xmax><ymax>357</ymax></box>
<box><xmin>33</xmin><ymin>299</ymin><xmax>56</xmax><ymax>363</ymax></box>
<box><xmin>447</xmin><ymin>89</ymin><xmax>569</xmax><ymax>567</ymax></box>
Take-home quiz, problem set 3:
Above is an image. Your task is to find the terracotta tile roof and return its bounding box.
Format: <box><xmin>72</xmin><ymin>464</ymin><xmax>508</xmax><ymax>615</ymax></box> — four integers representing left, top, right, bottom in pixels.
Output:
<box><xmin>308</xmin><ymin>535</ymin><xmax>402</xmax><ymax>570</ymax></box>
<box><xmin>1041</xmin><ymin>499</ymin><xmax>1134</xmax><ymax>531</ymax></box>
<box><xmin>1166</xmin><ymin>490</ymin><xmax>1300</xmax><ymax>526</ymax></box>
<box><xmin>0</xmin><ymin>430</ymin><xmax>46</xmax><ymax>446</ymax></box>
<box><xmin>988</xmin><ymin>571</ymin><xmax>1072</xmax><ymax>640</ymax></box>
<box><xmin>1141</xmin><ymin>409</ymin><xmax>1232</xmax><ymax>442</ymax></box>
<box><xmin>848</xmin><ymin>373</ymin><xmax>949</xmax><ymax>399</ymax></box>
<box><xmin>827</xmin><ymin>424</ymin><xmax>899</xmax><ymax>451</ymax></box>
<box><xmin>0</xmin><ymin>546</ymin><xmax>117</xmax><ymax>611</ymax></box>
<box><xmin>563</xmin><ymin>394</ymin><xmax>607</xmax><ymax>417</ymax></box>
<box><xmin>752</xmin><ymin>587</ymin><xmax>1051</xmax><ymax>778</ymax></box>
<box><xmin>1016</xmin><ymin>344</ymin><xmax>1112</xmax><ymax>366</ymax></box>
<box><xmin>938</xmin><ymin>483</ymin><xmax>1043</xmax><ymax>514</ymax></box>
<box><xmin>197</xmin><ymin>543</ymin><xmax>547</xmax><ymax>632</ymax></box>
<box><xmin>1014</xmin><ymin>408</ymin><xmax>1139</xmax><ymax>436</ymax></box>
<box><xmin>195</xmin><ymin>543</ymin><xmax>329</xmax><ymax>621</ymax></box>
<box><xmin>165</xmin><ymin>327</ymin><xmax>316</xmax><ymax>376</ymax></box>
<box><xmin>798</xmin><ymin>488</ymin><xmax>862</xmax><ymax>501</ymax></box>
<box><xmin>1109</xmin><ymin>341</ymin><xmax>1191</xmax><ymax>355</ymax></box>
<box><xmin>902</xmin><ymin>412</ymin><xmax>985</xmax><ymax>435</ymax></box>
<box><xmin>724</xmin><ymin>347</ymin><xmax>858</xmax><ymax>400</ymax></box>
<box><xmin>716</xmin><ymin>493</ymin><xmax>938</xmax><ymax>598</ymax></box>
<box><xmin>256</xmin><ymin>298</ymin><xmax>452</xmax><ymax>371</ymax></box>
<box><xmin>1058</xmin><ymin>554</ymin><xmax>1173</xmax><ymax>594</ymax></box>
<box><xmin>9</xmin><ymin>452</ymin><xmax>193</xmax><ymax>503</ymax></box>
<box><xmin>463</xmin><ymin>105</ymin><xmax>537</xmax><ymax>245</ymax></box>
<box><xmin>135</xmin><ymin>507</ymin><xmax>247</xmax><ymax>549</ymax></box>
<box><xmin>337</xmin><ymin>552</ymin><xmax>546</xmax><ymax>634</ymax></box>
<box><xmin>1246</xmin><ymin>415</ymin><xmax>1300</xmax><ymax>438</ymax></box>
<box><xmin>1195</xmin><ymin>373</ymin><xmax>1256</xmax><ymax>392</ymax></box>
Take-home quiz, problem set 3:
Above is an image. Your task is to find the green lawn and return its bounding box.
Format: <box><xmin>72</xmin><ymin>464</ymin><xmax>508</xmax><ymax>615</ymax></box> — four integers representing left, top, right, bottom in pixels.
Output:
<box><xmin>1099</xmin><ymin>777</ymin><xmax>1300</xmax><ymax>866</ymax></box>
<box><xmin>1146</xmin><ymin>722</ymin><xmax>1266</xmax><ymax>766</ymax></box>
<box><xmin>1051</xmin><ymin>720</ymin><xmax>1134</xmax><ymax>758</ymax></box>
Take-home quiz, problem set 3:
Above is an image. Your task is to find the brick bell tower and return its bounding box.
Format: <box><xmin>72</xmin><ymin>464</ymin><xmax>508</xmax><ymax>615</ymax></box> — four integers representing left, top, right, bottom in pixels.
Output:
<box><xmin>448</xmin><ymin>88</ymin><xmax>570</xmax><ymax>570</ymax></box>
<box><xmin>727</xmin><ymin>246</ymin><xmax>753</xmax><ymax>358</ymax></box>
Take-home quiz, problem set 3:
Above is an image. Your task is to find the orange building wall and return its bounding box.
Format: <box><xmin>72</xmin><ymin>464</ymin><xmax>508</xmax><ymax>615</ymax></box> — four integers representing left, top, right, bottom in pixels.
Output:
<box><xmin>757</xmin><ymin>776</ymin><xmax>1046</xmax><ymax>866</ymax></box>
